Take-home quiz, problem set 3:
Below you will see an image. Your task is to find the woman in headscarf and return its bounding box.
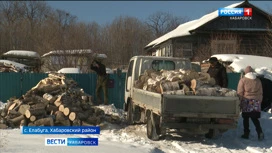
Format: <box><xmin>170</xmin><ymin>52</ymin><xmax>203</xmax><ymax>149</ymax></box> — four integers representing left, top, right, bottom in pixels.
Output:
<box><xmin>237</xmin><ymin>66</ymin><xmax>264</xmax><ymax>141</ymax></box>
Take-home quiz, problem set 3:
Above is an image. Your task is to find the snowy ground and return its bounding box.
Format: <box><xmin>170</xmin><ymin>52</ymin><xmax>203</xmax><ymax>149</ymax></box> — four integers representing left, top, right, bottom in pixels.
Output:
<box><xmin>0</xmin><ymin>103</ymin><xmax>272</xmax><ymax>153</ymax></box>
<box><xmin>1</xmin><ymin>54</ymin><xmax>272</xmax><ymax>153</ymax></box>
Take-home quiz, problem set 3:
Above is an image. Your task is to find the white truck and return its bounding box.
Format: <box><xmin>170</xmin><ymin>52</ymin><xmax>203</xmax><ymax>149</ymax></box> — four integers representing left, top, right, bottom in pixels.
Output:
<box><xmin>124</xmin><ymin>56</ymin><xmax>240</xmax><ymax>140</ymax></box>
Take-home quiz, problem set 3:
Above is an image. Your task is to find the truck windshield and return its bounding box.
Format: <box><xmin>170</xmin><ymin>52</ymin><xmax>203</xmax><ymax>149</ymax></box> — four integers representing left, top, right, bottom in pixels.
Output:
<box><xmin>151</xmin><ymin>60</ymin><xmax>175</xmax><ymax>71</ymax></box>
<box><xmin>140</xmin><ymin>58</ymin><xmax>191</xmax><ymax>75</ymax></box>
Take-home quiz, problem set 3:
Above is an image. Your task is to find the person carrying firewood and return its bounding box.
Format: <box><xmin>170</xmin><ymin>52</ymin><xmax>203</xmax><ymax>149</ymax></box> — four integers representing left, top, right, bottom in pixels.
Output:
<box><xmin>205</xmin><ymin>57</ymin><xmax>228</xmax><ymax>138</ymax></box>
<box><xmin>91</xmin><ymin>60</ymin><xmax>108</xmax><ymax>105</ymax></box>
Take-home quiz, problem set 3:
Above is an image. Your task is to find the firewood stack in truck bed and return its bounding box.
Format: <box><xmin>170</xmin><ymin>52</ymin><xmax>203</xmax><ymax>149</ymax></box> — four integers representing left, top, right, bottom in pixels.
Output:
<box><xmin>0</xmin><ymin>73</ymin><xmax>121</xmax><ymax>129</ymax></box>
<box><xmin>135</xmin><ymin>69</ymin><xmax>237</xmax><ymax>97</ymax></box>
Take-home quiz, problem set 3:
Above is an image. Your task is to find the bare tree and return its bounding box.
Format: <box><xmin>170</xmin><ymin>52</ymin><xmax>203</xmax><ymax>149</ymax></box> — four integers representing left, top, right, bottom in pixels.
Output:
<box><xmin>145</xmin><ymin>11</ymin><xmax>189</xmax><ymax>38</ymax></box>
<box><xmin>0</xmin><ymin>1</ymin><xmax>25</xmax><ymax>51</ymax></box>
<box><xmin>100</xmin><ymin>16</ymin><xmax>153</xmax><ymax>68</ymax></box>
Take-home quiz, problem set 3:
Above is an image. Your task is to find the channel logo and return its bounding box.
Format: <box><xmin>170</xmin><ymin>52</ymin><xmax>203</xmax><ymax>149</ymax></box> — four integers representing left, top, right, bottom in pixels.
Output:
<box><xmin>218</xmin><ymin>8</ymin><xmax>252</xmax><ymax>17</ymax></box>
<box><xmin>45</xmin><ymin>138</ymin><xmax>98</xmax><ymax>146</ymax></box>
<box><xmin>45</xmin><ymin>138</ymin><xmax>67</xmax><ymax>146</ymax></box>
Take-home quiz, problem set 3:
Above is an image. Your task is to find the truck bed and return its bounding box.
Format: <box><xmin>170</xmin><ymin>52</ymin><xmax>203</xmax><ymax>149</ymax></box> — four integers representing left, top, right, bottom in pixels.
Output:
<box><xmin>132</xmin><ymin>88</ymin><xmax>240</xmax><ymax>118</ymax></box>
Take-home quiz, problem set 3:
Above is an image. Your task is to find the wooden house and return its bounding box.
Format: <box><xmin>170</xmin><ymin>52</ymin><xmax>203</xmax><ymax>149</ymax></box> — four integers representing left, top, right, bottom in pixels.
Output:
<box><xmin>144</xmin><ymin>1</ymin><xmax>272</xmax><ymax>62</ymax></box>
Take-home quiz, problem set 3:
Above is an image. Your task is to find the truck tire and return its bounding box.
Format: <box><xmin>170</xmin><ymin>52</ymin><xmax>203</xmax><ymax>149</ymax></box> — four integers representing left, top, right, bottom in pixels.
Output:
<box><xmin>147</xmin><ymin>112</ymin><xmax>160</xmax><ymax>141</ymax></box>
<box><xmin>127</xmin><ymin>102</ymin><xmax>134</xmax><ymax>125</ymax></box>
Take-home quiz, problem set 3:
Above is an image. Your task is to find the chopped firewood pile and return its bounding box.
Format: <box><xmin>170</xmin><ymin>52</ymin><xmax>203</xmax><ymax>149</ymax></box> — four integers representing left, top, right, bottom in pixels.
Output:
<box><xmin>135</xmin><ymin>69</ymin><xmax>237</xmax><ymax>97</ymax></box>
<box><xmin>0</xmin><ymin>62</ymin><xmax>22</xmax><ymax>72</ymax></box>
<box><xmin>0</xmin><ymin>73</ymin><xmax>121</xmax><ymax>129</ymax></box>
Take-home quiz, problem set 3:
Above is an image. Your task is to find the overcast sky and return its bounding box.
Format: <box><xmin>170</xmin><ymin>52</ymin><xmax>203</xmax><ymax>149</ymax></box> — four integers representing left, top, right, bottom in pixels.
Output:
<box><xmin>46</xmin><ymin>1</ymin><xmax>272</xmax><ymax>25</ymax></box>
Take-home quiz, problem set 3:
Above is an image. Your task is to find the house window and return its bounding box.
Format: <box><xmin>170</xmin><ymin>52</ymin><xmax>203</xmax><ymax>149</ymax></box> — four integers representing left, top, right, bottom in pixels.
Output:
<box><xmin>211</xmin><ymin>40</ymin><xmax>237</xmax><ymax>54</ymax></box>
<box><xmin>166</xmin><ymin>45</ymin><xmax>173</xmax><ymax>57</ymax></box>
<box><xmin>156</xmin><ymin>49</ymin><xmax>161</xmax><ymax>56</ymax></box>
<box><xmin>182</xmin><ymin>43</ymin><xmax>193</xmax><ymax>57</ymax></box>
<box><xmin>161</xmin><ymin>47</ymin><xmax>166</xmax><ymax>56</ymax></box>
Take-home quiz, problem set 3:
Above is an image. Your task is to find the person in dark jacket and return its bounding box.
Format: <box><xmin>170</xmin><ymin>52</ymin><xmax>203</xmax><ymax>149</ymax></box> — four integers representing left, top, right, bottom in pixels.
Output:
<box><xmin>237</xmin><ymin>66</ymin><xmax>264</xmax><ymax>140</ymax></box>
<box><xmin>205</xmin><ymin>57</ymin><xmax>228</xmax><ymax>138</ymax></box>
<box><xmin>207</xmin><ymin>57</ymin><xmax>228</xmax><ymax>88</ymax></box>
<box><xmin>91</xmin><ymin>60</ymin><xmax>108</xmax><ymax>105</ymax></box>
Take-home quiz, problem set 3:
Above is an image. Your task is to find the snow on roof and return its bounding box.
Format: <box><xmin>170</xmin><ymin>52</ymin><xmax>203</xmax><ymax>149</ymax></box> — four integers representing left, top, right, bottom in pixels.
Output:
<box><xmin>3</xmin><ymin>50</ymin><xmax>40</xmax><ymax>58</ymax></box>
<box><xmin>42</xmin><ymin>49</ymin><xmax>92</xmax><ymax>57</ymax></box>
<box><xmin>93</xmin><ymin>53</ymin><xmax>107</xmax><ymax>59</ymax></box>
<box><xmin>57</xmin><ymin>68</ymin><xmax>82</xmax><ymax>74</ymax></box>
<box><xmin>0</xmin><ymin>59</ymin><xmax>27</xmax><ymax>69</ymax></box>
<box><xmin>212</xmin><ymin>54</ymin><xmax>272</xmax><ymax>81</ymax></box>
<box><xmin>146</xmin><ymin>1</ymin><xmax>244</xmax><ymax>48</ymax></box>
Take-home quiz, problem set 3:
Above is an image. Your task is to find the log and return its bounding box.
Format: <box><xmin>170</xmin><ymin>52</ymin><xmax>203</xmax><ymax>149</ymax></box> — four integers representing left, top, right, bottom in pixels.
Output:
<box><xmin>20</xmin><ymin>119</ymin><xmax>27</xmax><ymax>127</ymax></box>
<box><xmin>54</xmin><ymin>95</ymin><xmax>65</xmax><ymax>107</ymax></box>
<box><xmin>42</xmin><ymin>84</ymin><xmax>67</xmax><ymax>93</ymax></box>
<box><xmin>72</xmin><ymin>119</ymin><xmax>81</xmax><ymax>126</ymax></box>
<box><xmin>77</xmin><ymin>112</ymin><xmax>89</xmax><ymax>121</ymax></box>
<box><xmin>55</xmin><ymin>111</ymin><xmax>66</xmax><ymax>122</ymax></box>
<box><xmin>190</xmin><ymin>79</ymin><xmax>206</xmax><ymax>92</ymax></box>
<box><xmin>0</xmin><ymin>118</ymin><xmax>6</xmax><ymax>124</ymax></box>
<box><xmin>8</xmin><ymin>110</ymin><xmax>21</xmax><ymax>116</ymax></box>
<box><xmin>191</xmin><ymin>79</ymin><xmax>215</xmax><ymax>93</ymax></box>
<box><xmin>69</xmin><ymin>112</ymin><xmax>76</xmax><ymax>121</ymax></box>
<box><xmin>82</xmin><ymin>121</ymin><xmax>94</xmax><ymax>126</ymax></box>
<box><xmin>0</xmin><ymin>123</ymin><xmax>8</xmax><ymax>129</ymax></box>
<box><xmin>18</xmin><ymin>104</ymin><xmax>30</xmax><ymax>115</ymax></box>
<box><xmin>94</xmin><ymin>107</ymin><xmax>105</xmax><ymax>116</ymax></box>
<box><xmin>134</xmin><ymin>80</ymin><xmax>144</xmax><ymax>89</ymax></box>
<box><xmin>29</xmin><ymin>116</ymin><xmax>37</xmax><ymax>122</ymax></box>
<box><xmin>1</xmin><ymin>100</ymin><xmax>13</xmax><ymax>117</ymax></box>
<box><xmin>160</xmin><ymin>81</ymin><xmax>180</xmax><ymax>93</ymax></box>
<box><xmin>7</xmin><ymin>102</ymin><xmax>17</xmax><ymax>114</ymax></box>
<box><xmin>55</xmin><ymin>111</ymin><xmax>71</xmax><ymax>126</ymax></box>
<box><xmin>43</xmin><ymin>93</ymin><xmax>54</xmax><ymax>103</ymax></box>
<box><xmin>46</xmin><ymin>104</ymin><xmax>58</xmax><ymax>114</ymax></box>
<box><xmin>22</xmin><ymin>96</ymin><xmax>33</xmax><ymax>103</ymax></box>
<box><xmin>34</xmin><ymin>117</ymin><xmax>54</xmax><ymax>126</ymax></box>
<box><xmin>69</xmin><ymin>107</ymin><xmax>83</xmax><ymax>112</ymax></box>
<box><xmin>0</xmin><ymin>110</ymin><xmax>6</xmax><ymax>117</ymax></box>
<box><xmin>195</xmin><ymin>88</ymin><xmax>220</xmax><ymax>96</ymax></box>
<box><xmin>49</xmin><ymin>90</ymin><xmax>61</xmax><ymax>96</ymax></box>
<box><xmin>81</xmin><ymin>103</ymin><xmax>93</xmax><ymax>111</ymax></box>
<box><xmin>163</xmin><ymin>90</ymin><xmax>185</xmax><ymax>95</ymax></box>
<box><xmin>63</xmin><ymin>107</ymin><xmax>70</xmax><ymax>116</ymax></box>
<box><xmin>30</xmin><ymin>102</ymin><xmax>48</xmax><ymax>110</ymax></box>
<box><xmin>32</xmin><ymin>95</ymin><xmax>50</xmax><ymax>107</ymax></box>
<box><xmin>9</xmin><ymin>114</ymin><xmax>25</xmax><ymax>124</ymax></box>
<box><xmin>86</xmin><ymin>116</ymin><xmax>101</xmax><ymax>125</ymax></box>
<box><xmin>28</xmin><ymin>122</ymin><xmax>36</xmax><ymax>126</ymax></box>
<box><xmin>31</xmin><ymin>80</ymin><xmax>44</xmax><ymax>91</ymax></box>
<box><xmin>25</xmin><ymin>108</ymin><xmax>45</xmax><ymax>119</ymax></box>
<box><xmin>48</xmin><ymin>73</ymin><xmax>65</xmax><ymax>80</ymax></box>
<box><xmin>58</xmin><ymin>104</ymin><xmax>66</xmax><ymax>112</ymax></box>
<box><xmin>12</xmin><ymin>99</ymin><xmax>23</xmax><ymax>111</ymax></box>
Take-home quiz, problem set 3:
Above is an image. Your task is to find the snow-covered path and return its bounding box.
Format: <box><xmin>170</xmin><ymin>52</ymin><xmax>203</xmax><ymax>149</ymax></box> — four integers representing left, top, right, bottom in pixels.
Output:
<box><xmin>1</xmin><ymin>107</ymin><xmax>272</xmax><ymax>153</ymax></box>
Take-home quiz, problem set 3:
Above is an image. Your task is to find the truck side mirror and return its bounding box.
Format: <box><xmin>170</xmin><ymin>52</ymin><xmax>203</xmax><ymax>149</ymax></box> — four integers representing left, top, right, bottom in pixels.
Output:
<box><xmin>126</xmin><ymin>76</ymin><xmax>132</xmax><ymax>91</ymax></box>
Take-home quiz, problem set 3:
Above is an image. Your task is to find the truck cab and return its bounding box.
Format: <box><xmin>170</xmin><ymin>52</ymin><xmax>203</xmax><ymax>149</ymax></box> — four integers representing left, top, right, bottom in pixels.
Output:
<box><xmin>125</xmin><ymin>56</ymin><xmax>191</xmax><ymax>107</ymax></box>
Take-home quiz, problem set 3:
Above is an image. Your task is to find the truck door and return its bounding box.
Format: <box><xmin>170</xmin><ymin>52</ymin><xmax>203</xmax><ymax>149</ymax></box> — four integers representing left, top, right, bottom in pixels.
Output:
<box><xmin>125</xmin><ymin>60</ymin><xmax>134</xmax><ymax>103</ymax></box>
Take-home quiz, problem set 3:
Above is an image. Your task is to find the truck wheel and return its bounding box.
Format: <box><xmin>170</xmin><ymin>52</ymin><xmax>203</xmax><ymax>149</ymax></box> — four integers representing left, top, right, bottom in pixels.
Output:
<box><xmin>147</xmin><ymin>112</ymin><xmax>160</xmax><ymax>141</ymax></box>
<box><xmin>127</xmin><ymin>102</ymin><xmax>134</xmax><ymax>125</ymax></box>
